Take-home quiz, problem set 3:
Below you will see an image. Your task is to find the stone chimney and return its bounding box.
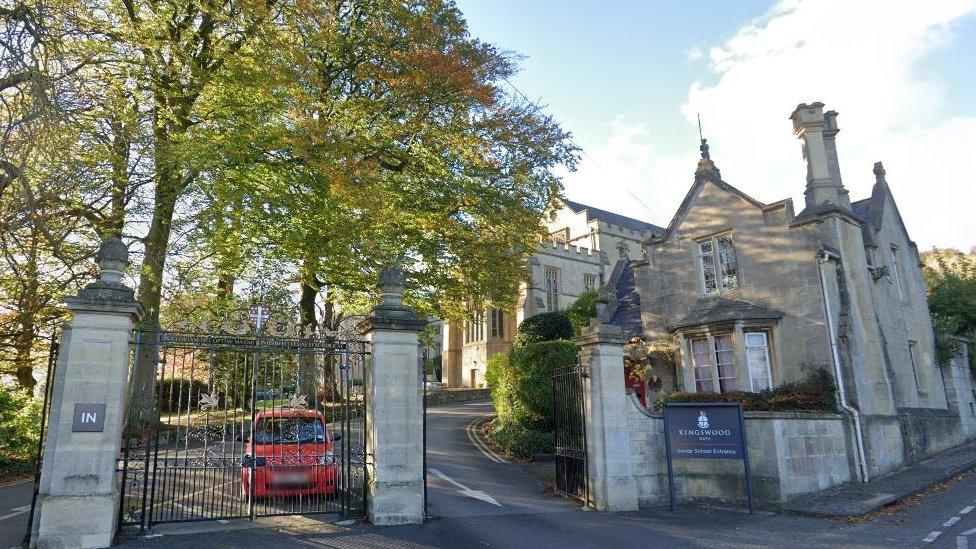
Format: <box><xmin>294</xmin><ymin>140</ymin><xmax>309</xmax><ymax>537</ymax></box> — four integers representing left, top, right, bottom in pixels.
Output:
<box><xmin>791</xmin><ymin>102</ymin><xmax>851</xmax><ymax>210</ymax></box>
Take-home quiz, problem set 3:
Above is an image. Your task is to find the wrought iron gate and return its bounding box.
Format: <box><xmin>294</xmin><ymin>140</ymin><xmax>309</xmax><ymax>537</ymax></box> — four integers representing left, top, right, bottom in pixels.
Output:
<box><xmin>552</xmin><ymin>362</ymin><xmax>588</xmax><ymax>504</ymax></box>
<box><xmin>118</xmin><ymin>326</ymin><xmax>369</xmax><ymax>530</ymax></box>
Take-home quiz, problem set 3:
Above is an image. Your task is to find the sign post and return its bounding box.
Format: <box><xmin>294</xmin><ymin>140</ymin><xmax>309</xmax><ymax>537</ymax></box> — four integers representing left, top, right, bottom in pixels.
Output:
<box><xmin>662</xmin><ymin>402</ymin><xmax>754</xmax><ymax>514</ymax></box>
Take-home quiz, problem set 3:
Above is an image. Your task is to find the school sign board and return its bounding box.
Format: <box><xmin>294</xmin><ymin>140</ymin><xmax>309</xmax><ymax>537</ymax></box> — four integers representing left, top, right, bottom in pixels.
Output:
<box><xmin>662</xmin><ymin>403</ymin><xmax>754</xmax><ymax>513</ymax></box>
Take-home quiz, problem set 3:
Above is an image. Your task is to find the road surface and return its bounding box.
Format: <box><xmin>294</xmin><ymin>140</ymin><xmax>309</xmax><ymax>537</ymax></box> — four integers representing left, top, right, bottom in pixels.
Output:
<box><xmin>4</xmin><ymin>400</ymin><xmax>976</xmax><ymax>548</ymax></box>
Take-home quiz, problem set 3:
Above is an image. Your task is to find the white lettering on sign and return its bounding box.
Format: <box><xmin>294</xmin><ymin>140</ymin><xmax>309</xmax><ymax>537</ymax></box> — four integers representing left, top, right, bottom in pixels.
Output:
<box><xmin>82</xmin><ymin>412</ymin><xmax>98</xmax><ymax>423</ymax></box>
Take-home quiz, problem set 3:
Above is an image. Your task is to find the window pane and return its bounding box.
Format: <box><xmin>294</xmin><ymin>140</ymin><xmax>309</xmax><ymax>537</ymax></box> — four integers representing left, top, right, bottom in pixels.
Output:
<box><xmin>690</xmin><ymin>338</ymin><xmax>715</xmax><ymax>393</ymax></box>
<box><xmin>545</xmin><ymin>267</ymin><xmax>559</xmax><ymax>311</ymax></box>
<box><xmin>699</xmin><ymin>242</ymin><xmax>717</xmax><ymax>294</ymax></box>
<box><xmin>745</xmin><ymin>332</ymin><xmax>766</xmax><ymax>346</ymax></box>
<box><xmin>745</xmin><ymin>332</ymin><xmax>771</xmax><ymax>391</ymax></box>
<box><xmin>717</xmin><ymin>235</ymin><xmax>738</xmax><ymax>291</ymax></box>
<box><xmin>713</xmin><ymin>334</ymin><xmax>736</xmax><ymax>392</ymax></box>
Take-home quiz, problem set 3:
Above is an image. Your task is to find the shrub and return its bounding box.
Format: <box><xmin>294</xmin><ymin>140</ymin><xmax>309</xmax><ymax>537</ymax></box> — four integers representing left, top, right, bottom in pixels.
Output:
<box><xmin>516</xmin><ymin>311</ymin><xmax>574</xmax><ymax>346</ymax></box>
<box><xmin>485</xmin><ymin>353</ymin><xmax>506</xmax><ymax>394</ymax></box>
<box><xmin>658</xmin><ymin>367</ymin><xmax>837</xmax><ymax>412</ymax></box>
<box><xmin>0</xmin><ymin>385</ymin><xmax>41</xmax><ymax>468</ymax></box>
<box><xmin>487</xmin><ymin>420</ymin><xmax>554</xmax><ymax>459</ymax></box>
<box><xmin>566</xmin><ymin>290</ymin><xmax>598</xmax><ymax>334</ymax></box>
<box><xmin>504</xmin><ymin>340</ymin><xmax>577</xmax><ymax>430</ymax></box>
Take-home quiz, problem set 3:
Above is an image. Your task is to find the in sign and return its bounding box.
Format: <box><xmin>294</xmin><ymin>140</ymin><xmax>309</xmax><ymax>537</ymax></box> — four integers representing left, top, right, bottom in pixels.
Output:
<box><xmin>72</xmin><ymin>403</ymin><xmax>107</xmax><ymax>432</ymax></box>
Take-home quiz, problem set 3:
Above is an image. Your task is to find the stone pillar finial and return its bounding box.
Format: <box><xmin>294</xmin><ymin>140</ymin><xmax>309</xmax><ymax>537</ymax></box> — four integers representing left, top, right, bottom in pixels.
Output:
<box><xmin>873</xmin><ymin>161</ymin><xmax>886</xmax><ymax>184</ymax></box>
<box><xmin>378</xmin><ymin>265</ymin><xmax>406</xmax><ymax>308</ymax></box>
<box><xmin>70</xmin><ymin>237</ymin><xmax>142</xmax><ymax>312</ymax></box>
<box><xmin>96</xmin><ymin>237</ymin><xmax>128</xmax><ymax>285</ymax></box>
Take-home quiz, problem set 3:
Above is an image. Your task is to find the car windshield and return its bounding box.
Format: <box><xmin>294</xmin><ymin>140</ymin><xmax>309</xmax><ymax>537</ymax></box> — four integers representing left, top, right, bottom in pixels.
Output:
<box><xmin>253</xmin><ymin>417</ymin><xmax>325</xmax><ymax>444</ymax></box>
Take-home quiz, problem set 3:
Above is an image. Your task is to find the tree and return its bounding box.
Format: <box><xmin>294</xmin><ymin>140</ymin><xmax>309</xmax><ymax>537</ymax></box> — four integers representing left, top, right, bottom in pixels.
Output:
<box><xmin>922</xmin><ymin>248</ymin><xmax>976</xmax><ymax>366</ymax></box>
<box><xmin>2</xmin><ymin>1</ymin><xmax>578</xmax><ymax>405</ymax></box>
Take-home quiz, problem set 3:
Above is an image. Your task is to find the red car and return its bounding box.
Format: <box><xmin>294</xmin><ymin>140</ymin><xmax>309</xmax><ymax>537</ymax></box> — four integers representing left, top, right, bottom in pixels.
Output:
<box><xmin>241</xmin><ymin>408</ymin><xmax>339</xmax><ymax>499</ymax></box>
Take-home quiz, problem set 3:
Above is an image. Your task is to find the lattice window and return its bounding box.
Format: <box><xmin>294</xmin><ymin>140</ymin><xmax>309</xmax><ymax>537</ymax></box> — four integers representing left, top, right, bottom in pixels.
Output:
<box><xmin>698</xmin><ymin>235</ymin><xmax>738</xmax><ymax>294</ymax></box>
<box><xmin>713</xmin><ymin>334</ymin><xmax>736</xmax><ymax>392</ymax></box>
<box><xmin>489</xmin><ymin>308</ymin><xmax>505</xmax><ymax>339</ymax></box>
<box><xmin>583</xmin><ymin>274</ymin><xmax>597</xmax><ymax>291</ymax></box>
<box><xmin>545</xmin><ymin>267</ymin><xmax>560</xmax><ymax>311</ymax></box>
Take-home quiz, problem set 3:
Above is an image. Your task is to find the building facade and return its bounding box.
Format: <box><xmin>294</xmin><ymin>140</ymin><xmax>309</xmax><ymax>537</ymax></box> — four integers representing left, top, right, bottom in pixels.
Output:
<box><xmin>627</xmin><ymin>102</ymin><xmax>973</xmax><ymax>477</ymax></box>
<box><xmin>440</xmin><ymin>199</ymin><xmax>661</xmax><ymax>388</ymax></box>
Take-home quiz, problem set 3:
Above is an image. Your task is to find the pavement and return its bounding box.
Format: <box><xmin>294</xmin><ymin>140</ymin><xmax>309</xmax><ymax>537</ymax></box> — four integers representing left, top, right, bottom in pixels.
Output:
<box><xmin>3</xmin><ymin>400</ymin><xmax>976</xmax><ymax>548</ymax></box>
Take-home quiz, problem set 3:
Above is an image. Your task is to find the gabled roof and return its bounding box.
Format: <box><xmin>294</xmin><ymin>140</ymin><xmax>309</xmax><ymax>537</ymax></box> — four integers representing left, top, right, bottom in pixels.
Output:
<box><xmin>651</xmin><ymin>173</ymin><xmax>767</xmax><ymax>244</ymax></box>
<box><xmin>561</xmin><ymin>198</ymin><xmax>664</xmax><ymax>235</ymax></box>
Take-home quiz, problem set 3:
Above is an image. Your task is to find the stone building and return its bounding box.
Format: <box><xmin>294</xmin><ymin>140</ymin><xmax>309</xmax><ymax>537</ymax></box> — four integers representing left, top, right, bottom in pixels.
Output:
<box><xmin>443</xmin><ymin>100</ymin><xmax>974</xmax><ymax>485</ymax></box>
<box><xmin>623</xmin><ymin>101</ymin><xmax>975</xmax><ymax>479</ymax></box>
<box><xmin>440</xmin><ymin>198</ymin><xmax>661</xmax><ymax>388</ymax></box>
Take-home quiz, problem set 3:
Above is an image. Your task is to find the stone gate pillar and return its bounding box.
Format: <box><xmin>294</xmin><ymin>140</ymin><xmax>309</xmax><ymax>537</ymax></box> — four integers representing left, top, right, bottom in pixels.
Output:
<box><xmin>359</xmin><ymin>266</ymin><xmax>426</xmax><ymax>525</ymax></box>
<box><xmin>577</xmin><ymin>321</ymin><xmax>638</xmax><ymax>512</ymax></box>
<box><xmin>32</xmin><ymin>238</ymin><xmax>143</xmax><ymax>548</ymax></box>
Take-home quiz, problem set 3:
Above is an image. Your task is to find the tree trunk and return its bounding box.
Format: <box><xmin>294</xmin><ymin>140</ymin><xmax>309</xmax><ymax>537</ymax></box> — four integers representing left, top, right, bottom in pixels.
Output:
<box><xmin>130</xmin><ymin>125</ymin><xmax>188</xmax><ymax>425</ymax></box>
<box><xmin>298</xmin><ymin>264</ymin><xmax>325</xmax><ymax>405</ymax></box>
<box><xmin>13</xmin><ymin>324</ymin><xmax>37</xmax><ymax>394</ymax></box>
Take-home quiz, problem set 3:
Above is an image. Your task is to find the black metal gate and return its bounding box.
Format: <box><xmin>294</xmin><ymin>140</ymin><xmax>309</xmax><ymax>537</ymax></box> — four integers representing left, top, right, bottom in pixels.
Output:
<box><xmin>552</xmin><ymin>362</ymin><xmax>588</xmax><ymax>504</ymax></box>
<box><xmin>117</xmin><ymin>326</ymin><xmax>369</xmax><ymax>530</ymax></box>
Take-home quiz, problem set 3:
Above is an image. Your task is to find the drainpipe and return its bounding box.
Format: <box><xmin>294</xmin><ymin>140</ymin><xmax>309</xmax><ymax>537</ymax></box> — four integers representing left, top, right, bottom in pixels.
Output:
<box><xmin>817</xmin><ymin>248</ymin><xmax>870</xmax><ymax>483</ymax></box>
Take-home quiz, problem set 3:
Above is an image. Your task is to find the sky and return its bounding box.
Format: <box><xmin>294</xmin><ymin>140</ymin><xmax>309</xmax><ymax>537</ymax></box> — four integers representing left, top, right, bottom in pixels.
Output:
<box><xmin>456</xmin><ymin>0</ymin><xmax>976</xmax><ymax>251</ymax></box>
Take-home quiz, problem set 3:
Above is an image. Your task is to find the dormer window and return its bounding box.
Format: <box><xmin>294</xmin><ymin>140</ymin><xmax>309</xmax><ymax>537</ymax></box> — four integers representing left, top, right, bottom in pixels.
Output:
<box><xmin>698</xmin><ymin>234</ymin><xmax>738</xmax><ymax>294</ymax></box>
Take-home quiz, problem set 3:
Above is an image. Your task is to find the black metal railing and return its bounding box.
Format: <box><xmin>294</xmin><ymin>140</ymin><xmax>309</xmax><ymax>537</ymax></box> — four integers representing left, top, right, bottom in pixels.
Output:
<box><xmin>552</xmin><ymin>362</ymin><xmax>588</xmax><ymax>505</ymax></box>
<box><xmin>117</xmin><ymin>331</ymin><xmax>369</xmax><ymax>530</ymax></box>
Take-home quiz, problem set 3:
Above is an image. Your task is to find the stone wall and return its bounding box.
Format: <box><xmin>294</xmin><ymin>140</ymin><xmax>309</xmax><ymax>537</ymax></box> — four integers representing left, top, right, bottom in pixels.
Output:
<box><xmin>425</xmin><ymin>388</ymin><xmax>490</xmax><ymax>407</ymax></box>
<box><xmin>626</xmin><ymin>395</ymin><xmax>854</xmax><ymax>507</ymax></box>
<box><xmin>943</xmin><ymin>338</ymin><xmax>976</xmax><ymax>440</ymax></box>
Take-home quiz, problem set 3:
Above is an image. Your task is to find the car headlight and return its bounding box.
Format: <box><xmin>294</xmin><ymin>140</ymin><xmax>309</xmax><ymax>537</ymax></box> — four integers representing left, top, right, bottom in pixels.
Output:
<box><xmin>317</xmin><ymin>452</ymin><xmax>335</xmax><ymax>465</ymax></box>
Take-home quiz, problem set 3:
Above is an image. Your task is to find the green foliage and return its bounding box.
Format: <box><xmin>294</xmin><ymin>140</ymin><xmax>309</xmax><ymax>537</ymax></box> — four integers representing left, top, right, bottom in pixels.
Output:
<box><xmin>486</xmin><ymin>420</ymin><xmax>554</xmax><ymax>459</ymax></box>
<box><xmin>504</xmin><ymin>341</ymin><xmax>578</xmax><ymax>430</ymax></box>
<box><xmin>565</xmin><ymin>290</ymin><xmax>598</xmax><ymax>334</ymax></box>
<box><xmin>0</xmin><ymin>385</ymin><xmax>41</xmax><ymax>469</ymax></box>
<box><xmin>922</xmin><ymin>249</ymin><xmax>976</xmax><ymax>367</ymax></box>
<box><xmin>485</xmin><ymin>353</ymin><xmax>506</xmax><ymax>395</ymax></box>
<box><xmin>515</xmin><ymin>312</ymin><xmax>574</xmax><ymax>346</ymax></box>
<box><xmin>486</xmin><ymin>339</ymin><xmax>576</xmax><ymax>458</ymax></box>
<box><xmin>658</xmin><ymin>367</ymin><xmax>837</xmax><ymax>413</ymax></box>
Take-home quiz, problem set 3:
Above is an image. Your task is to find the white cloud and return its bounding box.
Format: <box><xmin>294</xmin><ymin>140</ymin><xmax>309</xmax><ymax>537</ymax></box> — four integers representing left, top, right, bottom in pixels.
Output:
<box><xmin>560</xmin><ymin>116</ymin><xmax>695</xmax><ymax>228</ymax></box>
<box><xmin>566</xmin><ymin>0</ymin><xmax>976</xmax><ymax>250</ymax></box>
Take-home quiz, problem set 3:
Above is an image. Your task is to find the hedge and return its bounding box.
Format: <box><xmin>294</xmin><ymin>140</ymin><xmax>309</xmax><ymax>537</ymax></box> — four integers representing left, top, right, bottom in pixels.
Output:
<box><xmin>657</xmin><ymin>368</ymin><xmax>837</xmax><ymax>412</ymax></box>
<box><xmin>486</xmin><ymin>339</ymin><xmax>578</xmax><ymax>458</ymax></box>
<box><xmin>515</xmin><ymin>311</ymin><xmax>573</xmax><ymax>346</ymax></box>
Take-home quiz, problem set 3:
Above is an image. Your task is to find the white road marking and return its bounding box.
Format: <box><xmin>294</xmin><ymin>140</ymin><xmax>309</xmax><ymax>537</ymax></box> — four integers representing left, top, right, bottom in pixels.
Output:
<box><xmin>464</xmin><ymin>402</ymin><xmax>490</xmax><ymax>406</ymax></box>
<box><xmin>336</xmin><ymin>519</ymin><xmax>356</xmax><ymax>526</ymax></box>
<box><xmin>945</xmin><ymin>516</ymin><xmax>961</xmax><ymax>527</ymax></box>
<box><xmin>427</xmin><ymin>468</ymin><xmax>502</xmax><ymax>507</ymax></box>
<box><xmin>922</xmin><ymin>531</ymin><xmax>942</xmax><ymax>543</ymax></box>
<box><xmin>466</xmin><ymin>417</ymin><xmax>509</xmax><ymax>464</ymax></box>
<box><xmin>0</xmin><ymin>505</ymin><xmax>30</xmax><ymax>522</ymax></box>
<box><xmin>962</xmin><ymin>506</ymin><xmax>975</xmax><ymax>515</ymax></box>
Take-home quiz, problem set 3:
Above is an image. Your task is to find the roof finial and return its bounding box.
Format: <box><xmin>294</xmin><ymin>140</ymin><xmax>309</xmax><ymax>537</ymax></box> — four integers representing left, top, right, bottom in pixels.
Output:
<box><xmin>873</xmin><ymin>161</ymin><xmax>886</xmax><ymax>183</ymax></box>
<box><xmin>697</xmin><ymin>113</ymin><xmax>710</xmax><ymax>159</ymax></box>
